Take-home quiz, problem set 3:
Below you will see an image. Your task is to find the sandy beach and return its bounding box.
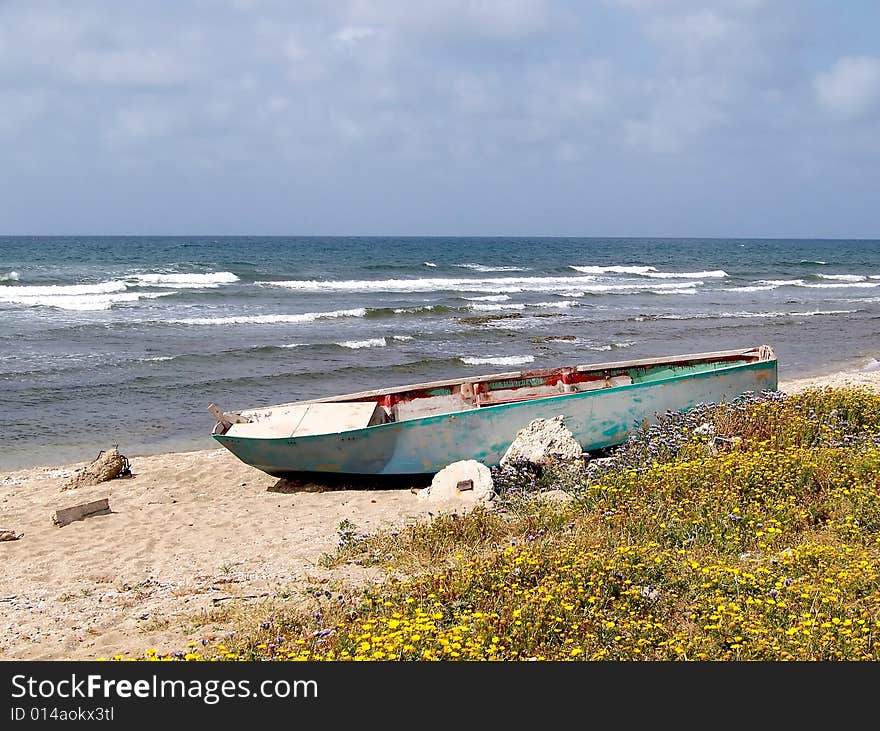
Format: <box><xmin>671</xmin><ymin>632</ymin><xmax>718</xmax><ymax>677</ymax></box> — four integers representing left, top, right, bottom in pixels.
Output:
<box><xmin>2</xmin><ymin>366</ymin><xmax>878</xmax><ymax>661</ymax></box>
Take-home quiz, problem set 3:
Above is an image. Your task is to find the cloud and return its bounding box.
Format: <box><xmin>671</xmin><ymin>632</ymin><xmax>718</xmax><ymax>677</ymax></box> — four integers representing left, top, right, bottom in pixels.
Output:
<box><xmin>645</xmin><ymin>10</ymin><xmax>732</xmax><ymax>62</ymax></box>
<box><xmin>610</xmin><ymin>0</ymin><xmax>765</xmax><ymax>13</ymax></box>
<box><xmin>344</xmin><ymin>0</ymin><xmax>558</xmax><ymax>41</ymax></box>
<box><xmin>0</xmin><ymin>6</ymin><xmax>195</xmax><ymax>90</ymax></box>
<box><xmin>0</xmin><ymin>90</ymin><xmax>48</xmax><ymax>136</ymax></box>
<box><xmin>623</xmin><ymin>76</ymin><xmax>728</xmax><ymax>153</ymax></box>
<box><xmin>815</xmin><ymin>56</ymin><xmax>880</xmax><ymax>120</ymax></box>
<box><xmin>65</xmin><ymin>49</ymin><xmax>190</xmax><ymax>89</ymax></box>
<box><xmin>0</xmin><ymin>0</ymin><xmax>878</xmax><ymax>235</ymax></box>
<box><xmin>332</xmin><ymin>26</ymin><xmax>375</xmax><ymax>44</ymax></box>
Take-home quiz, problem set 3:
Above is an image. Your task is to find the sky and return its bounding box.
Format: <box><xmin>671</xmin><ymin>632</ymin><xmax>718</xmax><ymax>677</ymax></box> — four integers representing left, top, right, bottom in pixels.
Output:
<box><xmin>0</xmin><ymin>0</ymin><xmax>878</xmax><ymax>237</ymax></box>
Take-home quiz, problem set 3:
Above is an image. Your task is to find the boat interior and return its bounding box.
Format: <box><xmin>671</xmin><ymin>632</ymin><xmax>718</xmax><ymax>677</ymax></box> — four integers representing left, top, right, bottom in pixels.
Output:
<box><xmin>211</xmin><ymin>346</ymin><xmax>774</xmax><ymax>440</ymax></box>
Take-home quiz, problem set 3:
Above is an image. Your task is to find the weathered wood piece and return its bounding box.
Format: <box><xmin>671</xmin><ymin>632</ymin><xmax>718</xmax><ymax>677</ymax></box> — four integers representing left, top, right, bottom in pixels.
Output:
<box><xmin>52</xmin><ymin>498</ymin><xmax>111</xmax><ymax>527</ymax></box>
<box><xmin>208</xmin><ymin>403</ymin><xmax>249</xmax><ymax>426</ymax></box>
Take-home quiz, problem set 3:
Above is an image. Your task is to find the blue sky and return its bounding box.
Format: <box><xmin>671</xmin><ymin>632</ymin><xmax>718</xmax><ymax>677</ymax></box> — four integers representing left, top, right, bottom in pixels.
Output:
<box><xmin>0</xmin><ymin>0</ymin><xmax>878</xmax><ymax>237</ymax></box>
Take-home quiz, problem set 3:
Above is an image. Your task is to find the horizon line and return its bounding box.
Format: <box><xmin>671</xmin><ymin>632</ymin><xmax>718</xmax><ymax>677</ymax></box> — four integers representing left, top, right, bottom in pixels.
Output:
<box><xmin>2</xmin><ymin>234</ymin><xmax>879</xmax><ymax>241</ymax></box>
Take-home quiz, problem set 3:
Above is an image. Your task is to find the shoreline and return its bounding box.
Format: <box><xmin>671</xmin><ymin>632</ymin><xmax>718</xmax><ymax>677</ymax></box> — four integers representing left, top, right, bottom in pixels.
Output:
<box><xmin>3</xmin><ymin>358</ymin><xmax>879</xmax><ymax>474</ymax></box>
<box><xmin>1</xmin><ymin>367</ymin><xmax>878</xmax><ymax>660</ymax></box>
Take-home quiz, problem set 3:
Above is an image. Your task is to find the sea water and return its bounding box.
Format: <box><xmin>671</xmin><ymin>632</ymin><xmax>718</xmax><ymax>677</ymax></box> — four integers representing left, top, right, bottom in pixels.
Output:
<box><xmin>1</xmin><ymin>236</ymin><xmax>878</xmax><ymax>469</ymax></box>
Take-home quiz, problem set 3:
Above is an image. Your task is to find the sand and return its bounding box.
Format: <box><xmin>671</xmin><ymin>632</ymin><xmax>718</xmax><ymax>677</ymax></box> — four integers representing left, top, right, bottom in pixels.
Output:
<box><xmin>0</xmin><ymin>448</ymin><xmax>427</xmax><ymax>660</ymax></box>
<box><xmin>2</xmin><ymin>366</ymin><xmax>878</xmax><ymax>660</ymax></box>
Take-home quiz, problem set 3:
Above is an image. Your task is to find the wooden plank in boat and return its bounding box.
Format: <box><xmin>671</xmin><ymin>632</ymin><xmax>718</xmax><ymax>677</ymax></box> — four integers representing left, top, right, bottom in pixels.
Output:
<box><xmin>227</xmin><ymin>402</ymin><xmax>385</xmax><ymax>439</ymax></box>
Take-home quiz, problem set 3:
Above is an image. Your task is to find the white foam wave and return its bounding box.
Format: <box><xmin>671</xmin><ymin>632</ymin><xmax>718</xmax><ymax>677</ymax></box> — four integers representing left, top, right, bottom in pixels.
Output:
<box><xmin>0</xmin><ymin>270</ymin><xmax>20</xmax><ymax>282</ymax></box>
<box><xmin>652</xmin><ymin>288</ymin><xmax>700</xmax><ymax>295</ymax></box>
<box><xmin>724</xmin><ymin>285</ymin><xmax>779</xmax><ymax>293</ymax></box>
<box><xmin>146</xmin><ymin>355</ymin><xmax>176</xmax><ymax>362</ymax></box>
<box><xmin>0</xmin><ymin>289</ymin><xmax>172</xmax><ymax>311</ymax></box>
<box><xmin>727</xmin><ymin>279</ymin><xmax>805</xmax><ymax>291</ymax></box>
<box><xmin>337</xmin><ymin>338</ymin><xmax>387</xmax><ymax>349</ymax></box>
<box><xmin>815</xmin><ymin>273</ymin><xmax>866</xmax><ymax>282</ymax></box>
<box><xmin>863</xmin><ymin>358</ymin><xmax>880</xmax><ymax>372</ymax></box>
<box><xmin>800</xmin><ymin>260</ymin><xmax>827</xmax><ymax>265</ymax></box>
<box><xmin>392</xmin><ymin>335</ymin><xmax>414</xmax><ymax>341</ymax></box>
<box><xmin>128</xmin><ymin>271</ymin><xmax>239</xmax><ymax>288</ymax></box>
<box><xmin>424</xmin><ymin>261</ymin><xmax>437</xmax><ymax>267</ymax></box>
<box><xmin>259</xmin><ymin>277</ymin><xmax>703</xmax><ymax>295</ymax></box>
<box><xmin>569</xmin><ymin>265</ymin><xmax>727</xmax><ymax>279</ymax></box>
<box><xmin>392</xmin><ymin>306</ymin><xmax>435</xmax><ymax>314</ymax></box>
<box><xmin>531</xmin><ymin>301</ymin><xmax>577</xmax><ymax>308</ymax></box>
<box><xmin>570</xmin><ymin>265</ymin><xmax>655</xmax><ymax>275</ymax></box>
<box><xmin>0</xmin><ymin>281</ymin><xmax>127</xmax><ymax>297</ymax></box>
<box><xmin>460</xmin><ymin>355</ymin><xmax>535</xmax><ymax>366</ymax></box>
<box><xmin>463</xmin><ymin>295</ymin><xmax>511</xmax><ymax>302</ymax></box>
<box><xmin>455</xmin><ymin>263</ymin><xmax>530</xmax><ymax>272</ymax></box>
<box><xmin>641</xmin><ymin>269</ymin><xmax>727</xmax><ymax>279</ymax></box>
<box><xmin>469</xmin><ymin>303</ymin><xmax>527</xmax><ymax>311</ymax></box>
<box><xmin>171</xmin><ymin>308</ymin><xmax>367</xmax><ymax>326</ymax></box>
<box><xmin>798</xmin><ymin>282</ymin><xmax>879</xmax><ymax>289</ymax></box>
<box><xmin>634</xmin><ymin>309</ymin><xmax>856</xmax><ymax>321</ymax></box>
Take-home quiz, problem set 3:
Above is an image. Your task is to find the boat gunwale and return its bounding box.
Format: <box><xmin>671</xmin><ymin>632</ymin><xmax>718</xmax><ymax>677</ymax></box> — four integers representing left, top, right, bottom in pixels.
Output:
<box><xmin>235</xmin><ymin>346</ymin><xmax>772</xmax><ymax>416</ymax></box>
<box><xmin>213</xmin><ymin>352</ymin><xmax>777</xmax><ymax>447</ymax></box>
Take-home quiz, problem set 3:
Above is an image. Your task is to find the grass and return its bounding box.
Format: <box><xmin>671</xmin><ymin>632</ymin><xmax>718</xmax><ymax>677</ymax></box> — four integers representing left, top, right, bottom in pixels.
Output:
<box><xmin>131</xmin><ymin>386</ymin><xmax>880</xmax><ymax>661</ymax></box>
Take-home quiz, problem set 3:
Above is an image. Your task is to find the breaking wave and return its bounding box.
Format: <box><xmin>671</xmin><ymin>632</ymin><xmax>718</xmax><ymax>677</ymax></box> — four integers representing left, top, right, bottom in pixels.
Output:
<box><xmin>814</xmin><ymin>273</ymin><xmax>867</xmax><ymax>282</ymax></box>
<box><xmin>628</xmin><ymin>309</ymin><xmax>856</xmax><ymax>322</ymax></box>
<box><xmin>127</xmin><ymin>271</ymin><xmax>240</xmax><ymax>288</ymax></box>
<box><xmin>460</xmin><ymin>355</ymin><xmax>535</xmax><ymax>367</ymax></box>
<box><xmin>463</xmin><ymin>294</ymin><xmax>511</xmax><ymax>302</ymax></box>
<box><xmin>170</xmin><ymin>308</ymin><xmax>367</xmax><ymax>326</ymax></box>
<box><xmin>469</xmin><ymin>303</ymin><xmax>527</xmax><ymax>311</ymax></box>
<box><xmin>570</xmin><ymin>265</ymin><xmax>727</xmax><ymax>279</ymax></box>
<box><xmin>258</xmin><ymin>277</ymin><xmax>704</xmax><ymax>295</ymax></box>
<box><xmin>0</xmin><ymin>286</ymin><xmax>173</xmax><ymax>311</ymax></box>
<box><xmin>0</xmin><ymin>281</ymin><xmax>127</xmax><ymax>297</ymax></box>
<box><xmin>337</xmin><ymin>338</ymin><xmax>387</xmax><ymax>349</ymax></box>
<box><xmin>799</xmin><ymin>282</ymin><xmax>879</xmax><ymax>289</ymax></box>
<box><xmin>454</xmin><ymin>263</ymin><xmax>530</xmax><ymax>272</ymax></box>
<box><xmin>569</xmin><ymin>265</ymin><xmax>655</xmax><ymax>275</ymax></box>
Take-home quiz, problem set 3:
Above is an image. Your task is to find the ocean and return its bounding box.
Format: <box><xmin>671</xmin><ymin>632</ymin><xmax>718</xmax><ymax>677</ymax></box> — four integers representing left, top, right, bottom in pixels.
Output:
<box><xmin>1</xmin><ymin>236</ymin><xmax>878</xmax><ymax>470</ymax></box>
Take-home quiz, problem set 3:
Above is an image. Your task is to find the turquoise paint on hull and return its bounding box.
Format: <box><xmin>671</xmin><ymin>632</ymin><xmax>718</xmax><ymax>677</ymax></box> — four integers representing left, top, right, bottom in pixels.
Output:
<box><xmin>213</xmin><ymin>357</ymin><xmax>777</xmax><ymax>476</ymax></box>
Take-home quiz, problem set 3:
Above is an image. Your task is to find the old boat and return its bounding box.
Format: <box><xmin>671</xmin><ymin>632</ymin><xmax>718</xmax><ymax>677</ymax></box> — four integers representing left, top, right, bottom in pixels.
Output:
<box><xmin>209</xmin><ymin>344</ymin><xmax>777</xmax><ymax>476</ymax></box>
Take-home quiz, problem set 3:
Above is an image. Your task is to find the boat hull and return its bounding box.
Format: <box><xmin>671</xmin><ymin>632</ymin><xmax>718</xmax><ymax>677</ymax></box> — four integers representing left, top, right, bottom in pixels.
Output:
<box><xmin>213</xmin><ymin>357</ymin><xmax>776</xmax><ymax>476</ymax></box>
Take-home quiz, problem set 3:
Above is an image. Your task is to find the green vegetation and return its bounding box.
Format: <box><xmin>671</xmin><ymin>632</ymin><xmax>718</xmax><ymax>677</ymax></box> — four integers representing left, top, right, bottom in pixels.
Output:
<box><xmin>135</xmin><ymin>387</ymin><xmax>880</xmax><ymax>661</ymax></box>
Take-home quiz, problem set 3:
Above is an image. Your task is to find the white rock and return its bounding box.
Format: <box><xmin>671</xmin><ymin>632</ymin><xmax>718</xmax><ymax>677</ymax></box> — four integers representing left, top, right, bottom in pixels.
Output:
<box><xmin>500</xmin><ymin>415</ymin><xmax>583</xmax><ymax>468</ymax></box>
<box><xmin>418</xmin><ymin>460</ymin><xmax>494</xmax><ymax>504</ymax></box>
